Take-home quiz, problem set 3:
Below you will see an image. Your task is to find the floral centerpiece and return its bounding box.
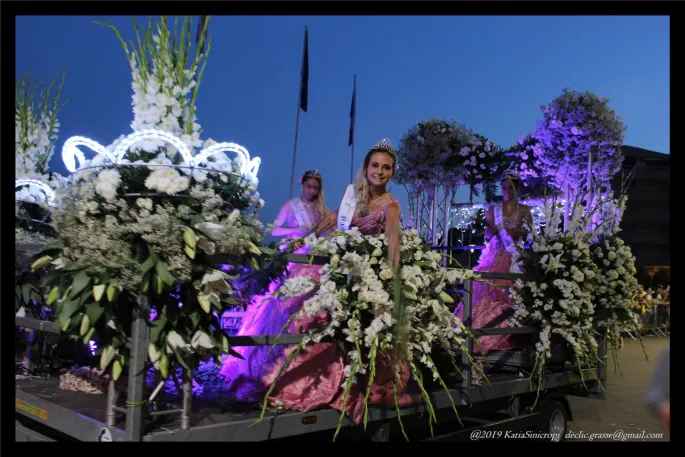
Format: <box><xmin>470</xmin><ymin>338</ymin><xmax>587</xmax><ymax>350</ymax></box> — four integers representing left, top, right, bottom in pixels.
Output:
<box><xmin>15</xmin><ymin>70</ymin><xmax>71</xmax><ymax>320</ymax></box>
<box><xmin>506</xmin><ymin>132</ymin><xmax>556</xmax><ymax>199</ymax></box>
<box><xmin>15</xmin><ymin>69</ymin><xmax>71</xmax><ymax>244</ymax></box>
<box><xmin>508</xmin><ymin>197</ymin><xmax>602</xmax><ymax>400</ymax></box>
<box><xmin>395</xmin><ymin>118</ymin><xmax>473</xmax><ymax>193</ymax></box>
<box><xmin>588</xmin><ymin>189</ymin><xmax>645</xmax><ymax>370</ymax></box>
<box><xmin>454</xmin><ymin>133</ymin><xmax>507</xmax><ymax>197</ymax></box>
<box><xmin>26</xmin><ymin>16</ymin><xmax>267</xmax><ymax>384</ymax></box>
<box><xmin>534</xmin><ymin>88</ymin><xmax>626</xmax><ymax>194</ymax></box>
<box><xmin>255</xmin><ymin>228</ymin><xmax>482</xmax><ymax>440</ymax></box>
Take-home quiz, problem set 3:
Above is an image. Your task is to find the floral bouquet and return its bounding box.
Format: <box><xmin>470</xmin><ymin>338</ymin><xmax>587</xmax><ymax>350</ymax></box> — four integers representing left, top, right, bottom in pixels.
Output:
<box><xmin>396</xmin><ymin>118</ymin><xmax>473</xmax><ymax>192</ymax></box>
<box><xmin>534</xmin><ymin>88</ymin><xmax>626</xmax><ymax>193</ymax></box>
<box><xmin>23</xmin><ymin>16</ymin><xmax>268</xmax><ymax>384</ymax></box>
<box><xmin>590</xmin><ymin>234</ymin><xmax>643</xmax><ymax>369</ymax></box>
<box><xmin>256</xmin><ymin>228</ymin><xmax>482</xmax><ymax>440</ymax></box>
<box><xmin>508</xmin><ymin>200</ymin><xmax>602</xmax><ymax>400</ymax></box>
<box><xmin>455</xmin><ymin>134</ymin><xmax>507</xmax><ymax>194</ymax></box>
<box><xmin>15</xmin><ymin>69</ymin><xmax>71</xmax><ymax>320</ymax></box>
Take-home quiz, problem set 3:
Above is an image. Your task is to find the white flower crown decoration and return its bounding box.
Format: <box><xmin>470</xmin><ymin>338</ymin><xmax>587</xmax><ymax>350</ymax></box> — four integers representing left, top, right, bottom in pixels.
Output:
<box><xmin>15</xmin><ymin>178</ymin><xmax>57</xmax><ymax>206</ymax></box>
<box><xmin>61</xmin><ymin>129</ymin><xmax>261</xmax><ymax>180</ymax></box>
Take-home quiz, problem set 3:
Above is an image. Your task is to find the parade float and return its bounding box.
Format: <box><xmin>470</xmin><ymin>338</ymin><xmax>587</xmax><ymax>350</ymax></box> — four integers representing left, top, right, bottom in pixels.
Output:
<box><xmin>16</xmin><ymin>16</ymin><xmax>642</xmax><ymax>443</ymax></box>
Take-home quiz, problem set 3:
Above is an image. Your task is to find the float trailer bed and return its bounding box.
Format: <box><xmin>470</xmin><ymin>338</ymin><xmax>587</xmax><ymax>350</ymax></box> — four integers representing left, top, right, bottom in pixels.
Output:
<box><xmin>15</xmin><ymin>246</ymin><xmax>606</xmax><ymax>442</ymax></box>
<box><xmin>16</xmin><ymin>359</ymin><xmax>602</xmax><ymax>442</ymax></box>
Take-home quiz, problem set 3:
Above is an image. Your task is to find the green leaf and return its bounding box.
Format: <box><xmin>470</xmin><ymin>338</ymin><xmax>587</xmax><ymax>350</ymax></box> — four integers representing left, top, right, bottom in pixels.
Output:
<box><xmin>38</xmin><ymin>271</ymin><xmax>60</xmax><ymax>288</ymax></box>
<box><xmin>80</xmin><ymin>314</ymin><xmax>91</xmax><ymax>336</ymax></box>
<box><xmin>156</xmin><ymin>275</ymin><xmax>164</xmax><ymax>294</ymax></box>
<box><xmin>259</xmin><ymin>246</ymin><xmax>277</xmax><ymax>257</ymax></box>
<box><xmin>30</xmin><ymin>255</ymin><xmax>53</xmax><ymax>271</ymax></box>
<box><xmin>209</xmin><ymin>294</ymin><xmax>222</xmax><ymax>310</ymax></box>
<box><xmin>83</xmin><ymin>327</ymin><xmax>95</xmax><ymax>344</ymax></box>
<box><xmin>100</xmin><ymin>345</ymin><xmax>116</xmax><ymax>371</ymax></box>
<box><xmin>221</xmin><ymin>296</ymin><xmax>237</xmax><ymax>305</ymax></box>
<box><xmin>183</xmin><ymin>227</ymin><xmax>196</xmax><ymax>249</ymax></box>
<box><xmin>93</xmin><ymin>284</ymin><xmax>106</xmax><ymax>302</ymax></box>
<box><xmin>188</xmin><ymin>311</ymin><xmax>200</xmax><ymax>330</ymax></box>
<box><xmin>112</xmin><ymin>360</ymin><xmax>123</xmax><ymax>381</ymax></box>
<box><xmin>159</xmin><ymin>352</ymin><xmax>169</xmax><ymax>379</ymax></box>
<box><xmin>106</xmin><ymin>284</ymin><xmax>117</xmax><ymax>302</ymax></box>
<box><xmin>141</xmin><ymin>272</ymin><xmax>151</xmax><ymax>292</ymax></box>
<box><xmin>56</xmin><ymin>299</ymin><xmax>80</xmax><ymax>327</ymax></box>
<box><xmin>70</xmin><ymin>271</ymin><xmax>91</xmax><ymax>298</ymax></box>
<box><xmin>172</xmin><ymin>347</ymin><xmax>191</xmax><ymax>371</ymax></box>
<box><xmin>184</xmin><ymin>245</ymin><xmax>196</xmax><ymax>259</ymax></box>
<box><xmin>155</xmin><ymin>261</ymin><xmax>175</xmax><ymax>286</ymax></box>
<box><xmin>47</xmin><ymin>287</ymin><xmax>60</xmax><ymax>305</ymax></box>
<box><xmin>189</xmin><ymin>214</ymin><xmax>205</xmax><ymax>228</ymax></box>
<box><xmin>61</xmin><ymin>318</ymin><xmax>71</xmax><ymax>332</ymax></box>
<box><xmin>250</xmin><ymin>257</ymin><xmax>260</xmax><ymax>272</ymax></box>
<box><xmin>246</xmin><ymin>241</ymin><xmax>261</xmax><ymax>256</ymax></box>
<box><xmin>439</xmin><ymin>291</ymin><xmax>455</xmax><ymax>304</ymax></box>
<box><xmin>21</xmin><ymin>284</ymin><xmax>33</xmax><ymax>305</ymax></box>
<box><xmin>197</xmin><ymin>291</ymin><xmax>211</xmax><ymax>313</ymax></box>
<box><xmin>140</xmin><ymin>255</ymin><xmax>158</xmax><ymax>274</ymax></box>
<box><xmin>85</xmin><ymin>302</ymin><xmax>106</xmax><ymax>326</ymax></box>
<box><xmin>62</xmin><ymin>261</ymin><xmax>87</xmax><ymax>272</ymax></box>
<box><xmin>149</xmin><ymin>314</ymin><xmax>168</xmax><ymax>344</ymax></box>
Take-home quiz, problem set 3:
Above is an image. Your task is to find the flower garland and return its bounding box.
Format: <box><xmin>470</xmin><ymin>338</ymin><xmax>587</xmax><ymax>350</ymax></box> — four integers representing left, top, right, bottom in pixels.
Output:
<box><xmin>254</xmin><ymin>228</ymin><xmax>482</xmax><ymax>440</ymax></box>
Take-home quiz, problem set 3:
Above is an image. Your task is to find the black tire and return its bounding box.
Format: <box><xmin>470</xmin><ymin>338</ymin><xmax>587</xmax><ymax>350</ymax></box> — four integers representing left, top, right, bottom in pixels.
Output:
<box><xmin>538</xmin><ymin>400</ymin><xmax>568</xmax><ymax>442</ymax></box>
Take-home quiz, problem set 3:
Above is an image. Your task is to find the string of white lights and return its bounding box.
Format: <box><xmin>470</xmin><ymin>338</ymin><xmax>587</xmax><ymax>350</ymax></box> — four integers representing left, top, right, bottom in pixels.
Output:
<box><xmin>61</xmin><ymin>129</ymin><xmax>261</xmax><ymax>180</ymax></box>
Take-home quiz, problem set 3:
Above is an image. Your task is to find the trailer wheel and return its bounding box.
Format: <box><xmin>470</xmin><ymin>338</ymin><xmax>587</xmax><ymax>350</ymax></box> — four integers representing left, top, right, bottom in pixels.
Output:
<box><xmin>538</xmin><ymin>400</ymin><xmax>568</xmax><ymax>442</ymax></box>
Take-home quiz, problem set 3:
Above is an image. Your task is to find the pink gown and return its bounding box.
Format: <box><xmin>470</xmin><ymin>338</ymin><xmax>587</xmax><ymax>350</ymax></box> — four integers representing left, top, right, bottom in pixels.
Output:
<box><xmin>453</xmin><ymin>204</ymin><xmax>527</xmax><ymax>355</ymax></box>
<box><xmin>258</xmin><ymin>197</ymin><xmax>423</xmax><ymax>424</ymax></box>
<box><xmin>219</xmin><ymin>207</ymin><xmax>323</xmax><ymax>401</ymax></box>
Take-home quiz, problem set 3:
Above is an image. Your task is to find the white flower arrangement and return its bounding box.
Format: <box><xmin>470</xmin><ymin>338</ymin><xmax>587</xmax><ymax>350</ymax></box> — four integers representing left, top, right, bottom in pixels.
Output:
<box><xmin>255</xmin><ymin>228</ymin><xmax>482</xmax><ymax>440</ymax></box>
<box><xmin>458</xmin><ymin>134</ymin><xmax>506</xmax><ymax>190</ymax></box>
<box><xmin>508</xmin><ymin>200</ymin><xmax>602</xmax><ymax>399</ymax></box>
<box><xmin>590</xmin><ymin>235</ymin><xmax>642</xmax><ymax>360</ymax></box>
<box><xmin>395</xmin><ymin>118</ymin><xmax>473</xmax><ymax>192</ymax></box>
<box><xmin>534</xmin><ymin>88</ymin><xmax>626</xmax><ymax>193</ymax></box>
<box><xmin>15</xmin><ymin>70</ymin><xmax>71</xmax><ymax>246</ymax></box>
<box><xmin>23</xmin><ymin>16</ymin><xmax>267</xmax><ymax>384</ymax></box>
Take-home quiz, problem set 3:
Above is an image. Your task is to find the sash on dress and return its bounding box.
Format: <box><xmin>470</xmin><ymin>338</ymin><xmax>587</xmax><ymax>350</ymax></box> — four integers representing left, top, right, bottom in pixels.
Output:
<box><xmin>290</xmin><ymin>197</ymin><xmax>312</xmax><ymax>228</ymax></box>
<box><xmin>337</xmin><ymin>184</ymin><xmax>358</xmax><ymax>231</ymax></box>
<box><xmin>493</xmin><ymin>203</ymin><xmax>523</xmax><ymax>274</ymax></box>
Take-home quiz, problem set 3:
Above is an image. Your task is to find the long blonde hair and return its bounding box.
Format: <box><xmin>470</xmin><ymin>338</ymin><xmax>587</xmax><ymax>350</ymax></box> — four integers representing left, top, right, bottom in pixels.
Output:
<box><xmin>353</xmin><ymin>139</ymin><xmax>397</xmax><ymax>215</ymax></box>
<box><xmin>301</xmin><ymin>170</ymin><xmax>327</xmax><ymax>223</ymax></box>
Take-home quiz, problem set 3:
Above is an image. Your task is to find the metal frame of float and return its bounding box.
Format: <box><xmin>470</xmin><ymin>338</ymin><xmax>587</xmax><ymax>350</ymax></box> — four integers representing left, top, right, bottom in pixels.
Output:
<box><xmin>15</xmin><ymin>244</ymin><xmax>606</xmax><ymax>442</ymax></box>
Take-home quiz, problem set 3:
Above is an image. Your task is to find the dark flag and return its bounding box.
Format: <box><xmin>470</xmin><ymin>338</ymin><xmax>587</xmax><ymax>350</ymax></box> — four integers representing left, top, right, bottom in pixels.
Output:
<box><xmin>299</xmin><ymin>27</ymin><xmax>309</xmax><ymax>112</ymax></box>
<box><xmin>196</xmin><ymin>16</ymin><xmax>209</xmax><ymax>55</ymax></box>
<box><xmin>348</xmin><ymin>74</ymin><xmax>356</xmax><ymax>147</ymax></box>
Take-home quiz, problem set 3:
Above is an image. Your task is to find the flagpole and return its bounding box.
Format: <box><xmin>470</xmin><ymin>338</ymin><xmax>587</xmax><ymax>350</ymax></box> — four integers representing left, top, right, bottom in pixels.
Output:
<box><xmin>289</xmin><ymin>90</ymin><xmax>302</xmax><ymax>199</ymax></box>
<box><xmin>290</xmin><ymin>27</ymin><xmax>309</xmax><ymax>199</ymax></box>
<box><xmin>349</xmin><ymin>73</ymin><xmax>356</xmax><ymax>183</ymax></box>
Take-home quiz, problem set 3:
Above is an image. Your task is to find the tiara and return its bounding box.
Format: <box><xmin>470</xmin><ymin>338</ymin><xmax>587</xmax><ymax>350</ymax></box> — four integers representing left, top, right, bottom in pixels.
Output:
<box><xmin>370</xmin><ymin>138</ymin><xmax>395</xmax><ymax>154</ymax></box>
<box><xmin>61</xmin><ymin>129</ymin><xmax>261</xmax><ymax>180</ymax></box>
<box><xmin>303</xmin><ymin>169</ymin><xmax>322</xmax><ymax>178</ymax></box>
<box><xmin>501</xmin><ymin>168</ymin><xmax>520</xmax><ymax>181</ymax></box>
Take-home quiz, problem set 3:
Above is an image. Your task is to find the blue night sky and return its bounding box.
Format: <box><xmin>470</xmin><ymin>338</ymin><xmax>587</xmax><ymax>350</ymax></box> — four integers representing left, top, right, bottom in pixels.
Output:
<box><xmin>16</xmin><ymin>15</ymin><xmax>670</xmax><ymax>228</ymax></box>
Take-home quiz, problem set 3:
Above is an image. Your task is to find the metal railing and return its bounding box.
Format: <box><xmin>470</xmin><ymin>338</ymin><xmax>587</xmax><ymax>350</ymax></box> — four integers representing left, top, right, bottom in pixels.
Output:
<box><xmin>14</xmin><ymin>243</ymin><xmax>606</xmax><ymax>440</ymax></box>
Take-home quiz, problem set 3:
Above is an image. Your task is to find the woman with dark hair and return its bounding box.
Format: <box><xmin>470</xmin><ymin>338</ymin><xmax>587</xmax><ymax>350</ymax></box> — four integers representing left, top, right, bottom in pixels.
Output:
<box><xmin>257</xmin><ymin>139</ymin><xmax>421</xmax><ymax>424</ymax></box>
<box><xmin>453</xmin><ymin>171</ymin><xmax>533</xmax><ymax>358</ymax></box>
<box><xmin>219</xmin><ymin>170</ymin><xmax>331</xmax><ymax>400</ymax></box>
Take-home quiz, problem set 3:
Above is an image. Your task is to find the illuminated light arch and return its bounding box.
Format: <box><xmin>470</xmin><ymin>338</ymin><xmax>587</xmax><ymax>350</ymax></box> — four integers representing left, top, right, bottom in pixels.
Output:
<box><xmin>61</xmin><ymin>129</ymin><xmax>260</xmax><ymax>180</ymax></box>
<box><xmin>15</xmin><ymin>178</ymin><xmax>56</xmax><ymax>205</ymax></box>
